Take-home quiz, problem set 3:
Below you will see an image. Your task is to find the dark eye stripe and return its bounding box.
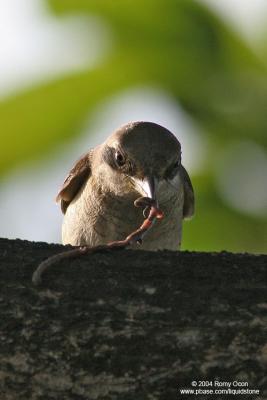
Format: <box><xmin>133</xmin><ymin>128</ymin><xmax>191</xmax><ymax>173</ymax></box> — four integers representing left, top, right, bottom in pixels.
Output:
<box><xmin>115</xmin><ymin>151</ymin><xmax>125</xmax><ymax>167</ymax></box>
<box><xmin>173</xmin><ymin>160</ymin><xmax>181</xmax><ymax>169</ymax></box>
<box><xmin>165</xmin><ymin>158</ymin><xmax>181</xmax><ymax>179</ymax></box>
<box><xmin>102</xmin><ymin>145</ymin><xmax>135</xmax><ymax>175</ymax></box>
<box><xmin>102</xmin><ymin>146</ymin><xmax>118</xmax><ymax>169</ymax></box>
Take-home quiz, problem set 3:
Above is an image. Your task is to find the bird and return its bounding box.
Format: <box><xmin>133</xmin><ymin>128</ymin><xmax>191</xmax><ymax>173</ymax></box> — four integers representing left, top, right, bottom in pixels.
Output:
<box><xmin>56</xmin><ymin>121</ymin><xmax>194</xmax><ymax>251</ymax></box>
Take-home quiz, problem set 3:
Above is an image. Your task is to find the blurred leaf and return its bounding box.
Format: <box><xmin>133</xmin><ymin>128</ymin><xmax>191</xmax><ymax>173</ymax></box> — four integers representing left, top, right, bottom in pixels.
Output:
<box><xmin>0</xmin><ymin>58</ymin><xmax>145</xmax><ymax>175</ymax></box>
<box><xmin>182</xmin><ymin>176</ymin><xmax>267</xmax><ymax>253</ymax></box>
<box><xmin>2</xmin><ymin>0</ymin><xmax>267</xmax><ymax>174</ymax></box>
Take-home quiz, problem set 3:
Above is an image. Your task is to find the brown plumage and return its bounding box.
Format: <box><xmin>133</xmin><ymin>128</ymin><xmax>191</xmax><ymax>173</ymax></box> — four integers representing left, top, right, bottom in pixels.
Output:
<box><xmin>56</xmin><ymin>121</ymin><xmax>194</xmax><ymax>251</ymax></box>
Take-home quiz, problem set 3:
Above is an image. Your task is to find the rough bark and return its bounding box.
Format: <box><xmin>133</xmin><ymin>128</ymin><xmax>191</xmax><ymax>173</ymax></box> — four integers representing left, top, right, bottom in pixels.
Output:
<box><xmin>0</xmin><ymin>237</ymin><xmax>266</xmax><ymax>400</ymax></box>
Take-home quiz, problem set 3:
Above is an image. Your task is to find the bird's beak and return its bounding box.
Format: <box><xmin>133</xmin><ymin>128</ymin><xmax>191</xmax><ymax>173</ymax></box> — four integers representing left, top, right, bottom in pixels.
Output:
<box><xmin>133</xmin><ymin>176</ymin><xmax>158</xmax><ymax>205</ymax></box>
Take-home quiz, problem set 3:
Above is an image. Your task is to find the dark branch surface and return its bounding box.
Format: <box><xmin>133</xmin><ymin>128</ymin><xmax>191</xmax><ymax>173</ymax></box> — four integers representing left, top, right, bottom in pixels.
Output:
<box><xmin>0</xmin><ymin>237</ymin><xmax>267</xmax><ymax>400</ymax></box>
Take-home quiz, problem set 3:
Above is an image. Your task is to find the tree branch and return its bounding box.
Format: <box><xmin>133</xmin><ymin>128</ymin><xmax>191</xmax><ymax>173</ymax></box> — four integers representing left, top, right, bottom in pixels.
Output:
<box><xmin>0</xmin><ymin>238</ymin><xmax>266</xmax><ymax>399</ymax></box>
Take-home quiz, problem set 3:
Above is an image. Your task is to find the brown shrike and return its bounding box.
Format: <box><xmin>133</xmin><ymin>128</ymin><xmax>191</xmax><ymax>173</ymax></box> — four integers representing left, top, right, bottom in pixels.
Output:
<box><xmin>56</xmin><ymin>121</ymin><xmax>194</xmax><ymax>251</ymax></box>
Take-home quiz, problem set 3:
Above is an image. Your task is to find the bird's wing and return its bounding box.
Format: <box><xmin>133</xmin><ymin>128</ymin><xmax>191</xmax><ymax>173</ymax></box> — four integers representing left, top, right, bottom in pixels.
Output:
<box><xmin>56</xmin><ymin>151</ymin><xmax>92</xmax><ymax>214</ymax></box>
<box><xmin>181</xmin><ymin>165</ymin><xmax>195</xmax><ymax>219</ymax></box>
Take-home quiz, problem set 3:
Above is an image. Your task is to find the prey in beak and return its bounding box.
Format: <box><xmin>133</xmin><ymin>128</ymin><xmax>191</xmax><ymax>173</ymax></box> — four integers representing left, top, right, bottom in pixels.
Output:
<box><xmin>132</xmin><ymin>175</ymin><xmax>159</xmax><ymax>217</ymax></box>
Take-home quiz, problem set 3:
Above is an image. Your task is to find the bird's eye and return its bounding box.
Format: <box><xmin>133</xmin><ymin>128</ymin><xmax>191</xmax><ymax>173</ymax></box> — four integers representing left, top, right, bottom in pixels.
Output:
<box><xmin>115</xmin><ymin>151</ymin><xmax>125</xmax><ymax>167</ymax></box>
<box><xmin>165</xmin><ymin>158</ymin><xmax>181</xmax><ymax>179</ymax></box>
<box><xmin>172</xmin><ymin>159</ymin><xmax>181</xmax><ymax>170</ymax></box>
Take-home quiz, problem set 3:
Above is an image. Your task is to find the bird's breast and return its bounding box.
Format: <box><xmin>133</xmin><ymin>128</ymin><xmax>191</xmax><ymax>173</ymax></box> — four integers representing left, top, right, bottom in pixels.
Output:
<box><xmin>62</xmin><ymin>179</ymin><xmax>184</xmax><ymax>250</ymax></box>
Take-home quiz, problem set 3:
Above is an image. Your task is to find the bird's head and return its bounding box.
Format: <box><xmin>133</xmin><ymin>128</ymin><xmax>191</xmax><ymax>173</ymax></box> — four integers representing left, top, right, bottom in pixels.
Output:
<box><xmin>94</xmin><ymin>121</ymin><xmax>183</xmax><ymax>205</ymax></box>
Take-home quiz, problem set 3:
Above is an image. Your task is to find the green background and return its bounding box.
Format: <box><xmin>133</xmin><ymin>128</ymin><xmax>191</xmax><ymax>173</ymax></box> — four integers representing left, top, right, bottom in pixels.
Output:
<box><xmin>1</xmin><ymin>0</ymin><xmax>266</xmax><ymax>253</ymax></box>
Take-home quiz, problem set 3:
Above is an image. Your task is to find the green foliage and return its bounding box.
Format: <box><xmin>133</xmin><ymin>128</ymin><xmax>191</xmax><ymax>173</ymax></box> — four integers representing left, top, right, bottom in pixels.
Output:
<box><xmin>1</xmin><ymin>0</ymin><xmax>266</xmax><ymax>252</ymax></box>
